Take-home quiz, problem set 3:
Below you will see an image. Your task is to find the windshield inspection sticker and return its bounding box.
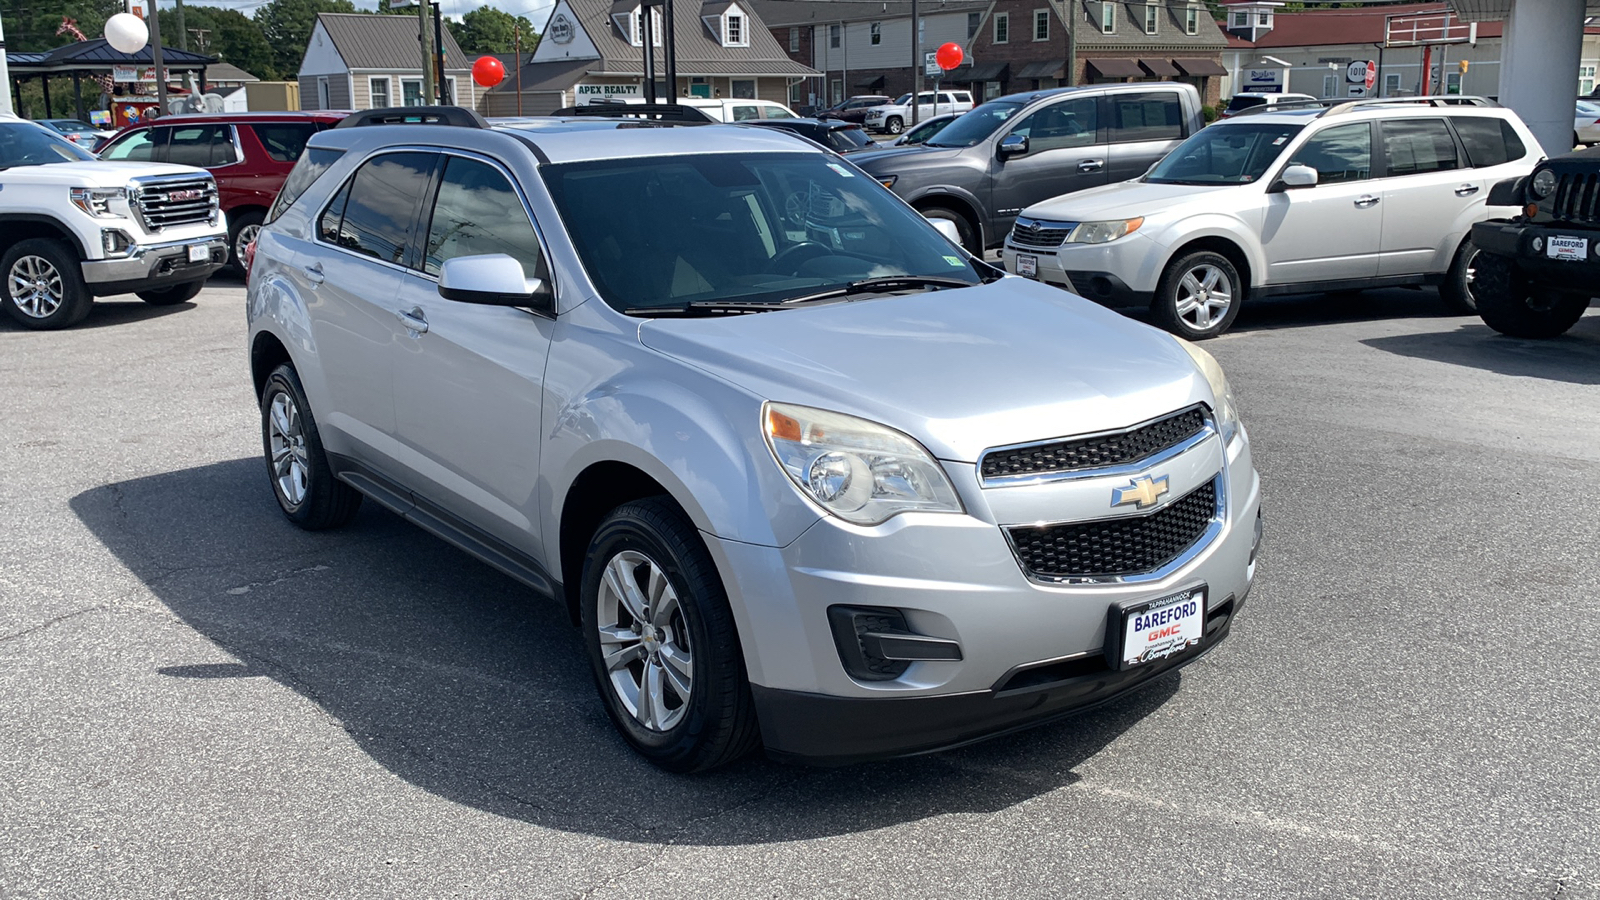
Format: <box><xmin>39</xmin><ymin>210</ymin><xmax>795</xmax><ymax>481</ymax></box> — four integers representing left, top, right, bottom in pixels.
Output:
<box><xmin>827</xmin><ymin>163</ymin><xmax>856</xmax><ymax>177</ymax></box>
<box><xmin>943</xmin><ymin>255</ymin><xmax>965</xmax><ymax>267</ymax></box>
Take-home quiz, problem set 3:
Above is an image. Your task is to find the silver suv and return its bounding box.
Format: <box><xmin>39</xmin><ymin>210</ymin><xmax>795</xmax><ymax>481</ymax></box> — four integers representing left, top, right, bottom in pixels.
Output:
<box><xmin>246</xmin><ymin>108</ymin><xmax>1263</xmax><ymax>771</ymax></box>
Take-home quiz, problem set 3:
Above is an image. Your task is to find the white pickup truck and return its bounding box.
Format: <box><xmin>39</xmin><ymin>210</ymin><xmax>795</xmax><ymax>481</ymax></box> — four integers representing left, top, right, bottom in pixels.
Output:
<box><xmin>0</xmin><ymin>114</ymin><xmax>227</xmax><ymax>329</ymax></box>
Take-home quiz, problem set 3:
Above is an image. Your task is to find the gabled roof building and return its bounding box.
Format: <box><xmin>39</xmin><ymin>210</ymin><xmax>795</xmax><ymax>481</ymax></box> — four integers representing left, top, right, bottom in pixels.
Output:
<box><xmin>298</xmin><ymin>13</ymin><xmax>477</xmax><ymax>112</ymax></box>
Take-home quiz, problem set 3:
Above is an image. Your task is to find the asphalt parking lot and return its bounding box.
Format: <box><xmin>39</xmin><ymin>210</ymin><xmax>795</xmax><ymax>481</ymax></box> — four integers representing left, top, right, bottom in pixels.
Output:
<box><xmin>2</xmin><ymin>277</ymin><xmax>1598</xmax><ymax>899</ymax></box>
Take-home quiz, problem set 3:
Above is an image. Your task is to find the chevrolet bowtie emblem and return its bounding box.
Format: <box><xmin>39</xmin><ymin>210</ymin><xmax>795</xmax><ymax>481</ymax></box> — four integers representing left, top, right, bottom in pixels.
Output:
<box><xmin>1112</xmin><ymin>475</ymin><xmax>1170</xmax><ymax>510</ymax></box>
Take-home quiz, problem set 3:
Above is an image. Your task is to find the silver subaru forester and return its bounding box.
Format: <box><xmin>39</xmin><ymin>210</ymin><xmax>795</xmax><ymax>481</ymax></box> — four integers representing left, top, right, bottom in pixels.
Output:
<box><xmin>245</xmin><ymin>109</ymin><xmax>1263</xmax><ymax>772</ymax></box>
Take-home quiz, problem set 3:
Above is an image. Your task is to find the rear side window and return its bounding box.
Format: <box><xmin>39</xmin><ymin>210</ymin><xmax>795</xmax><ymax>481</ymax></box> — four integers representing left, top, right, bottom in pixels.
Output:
<box><xmin>1450</xmin><ymin>117</ymin><xmax>1527</xmax><ymax>167</ymax></box>
<box><xmin>423</xmin><ymin>156</ymin><xmax>546</xmax><ymax>280</ymax></box>
<box><xmin>1109</xmin><ymin>92</ymin><xmax>1185</xmax><ymax>143</ymax></box>
<box><xmin>252</xmin><ymin>123</ymin><xmax>319</xmax><ymax>163</ymax></box>
<box><xmin>317</xmin><ymin>151</ymin><xmax>434</xmax><ymax>265</ymax></box>
<box><xmin>267</xmin><ymin>146</ymin><xmax>345</xmax><ymax>223</ymax></box>
<box><xmin>1225</xmin><ymin>95</ymin><xmax>1266</xmax><ymax>113</ymax></box>
<box><xmin>102</xmin><ymin>128</ymin><xmax>161</xmax><ymax>162</ymax></box>
<box><xmin>1382</xmin><ymin>119</ymin><xmax>1459</xmax><ymax>176</ymax></box>
<box><xmin>167</xmin><ymin>125</ymin><xmax>236</xmax><ymax>167</ymax></box>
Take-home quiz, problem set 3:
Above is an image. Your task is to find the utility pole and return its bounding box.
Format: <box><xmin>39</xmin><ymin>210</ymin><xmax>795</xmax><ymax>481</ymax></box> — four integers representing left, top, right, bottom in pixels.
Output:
<box><xmin>514</xmin><ymin>23</ymin><xmax>522</xmax><ymax>115</ymax></box>
<box><xmin>188</xmin><ymin>26</ymin><xmax>209</xmax><ymax>53</ymax></box>
<box><xmin>1065</xmin><ymin>0</ymin><xmax>1076</xmax><ymax>86</ymax></box>
<box><xmin>911</xmin><ymin>0</ymin><xmax>920</xmax><ymax>127</ymax></box>
<box><xmin>174</xmin><ymin>0</ymin><xmax>186</xmax><ymax>51</ymax></box>
<box><xmin>418</xmin><ymin>0</ymin><xmax>434</xmax><ymax>106</ymax></box>
<box><xmin>432</xmin><ymin>1</ymin><xmax>445</xmax><ymax>104</ymax></box>
<box><xmin>149</xmin><ymin>0</ymin><xmax>168</xmax><ymax>112</ymax></box>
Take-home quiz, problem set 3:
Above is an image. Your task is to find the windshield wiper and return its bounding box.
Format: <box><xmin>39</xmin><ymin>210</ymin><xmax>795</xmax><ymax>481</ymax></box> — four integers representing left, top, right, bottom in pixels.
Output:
<box><xmin>624</xmin><ymin>301</ymin><xmax>789</xmax><ymax>316</ymax></box>
<box><xmin>783</xmin><ymin>275</ymin><xmax>978</xmax><ymax>306</ymax></box>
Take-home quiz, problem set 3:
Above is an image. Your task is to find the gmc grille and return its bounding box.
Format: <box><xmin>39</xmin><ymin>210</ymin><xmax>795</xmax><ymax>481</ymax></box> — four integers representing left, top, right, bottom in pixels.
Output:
<box><xmin>1009</xmin><ymin>217</ymin><xmax>1077</xmax><ymax>250</ymax></box>
<box><xmin>981</xmin><ymin>407</ymin><xmax>1208</xmax><ymax>481</ymax></box>
<box><xmin>1007</xmin><ymin>478</ymin><xmax>1218</xmax><ymax>580</ymax></box>
<box><xmin>132</xmin><ymin>176</ymin><xmax>217</xmax><ymax>232</ymax></box>
<box><xmin>1553</xmin><ymin>172</ymin><xmax>1600</xmax><ymax>226</ymax></box>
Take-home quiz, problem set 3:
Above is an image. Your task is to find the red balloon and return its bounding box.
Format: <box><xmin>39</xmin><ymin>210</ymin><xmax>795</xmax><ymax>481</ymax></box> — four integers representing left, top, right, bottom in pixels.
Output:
<box><xmin>472</xmin><ymin>55</ymin><xmax>506</xmax><ymax>88</ymax></box>
<box><xmin>935</xmin><ymin>42</ymin><xmax>964</xmax><ymax>71</ymax></box>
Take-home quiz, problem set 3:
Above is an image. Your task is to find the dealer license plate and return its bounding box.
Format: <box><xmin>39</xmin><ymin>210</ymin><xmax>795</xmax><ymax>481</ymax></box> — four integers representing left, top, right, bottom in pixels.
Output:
<box><xmin>187</xmin><ymin>244</ymin><xmax>209</xmax><ymax>263</ymax></box>
<box><xmin>1547</xmin><ymin>235</ymin><xmax>1588</xmax><ymax>261</ymax></box>
<box><xmin>1112</xmin><ymin>586</ymin><xmax>1205</xmax><ymax>670</ymax></box>
<box><xmin>1016</xmin><ymin>254</ymin><xmax>1038</xmax><ymax>279</ymax></box>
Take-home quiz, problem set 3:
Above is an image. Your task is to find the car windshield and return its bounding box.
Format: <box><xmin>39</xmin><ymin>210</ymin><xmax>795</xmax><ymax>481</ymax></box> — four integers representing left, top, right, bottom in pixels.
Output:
<box><xmin>902</xmin><ymin>115</ymin><xmax>954</xmax><ymax>144</ymax></box>
<box><xmin>892</xmin><ymin>94</ymin><xmax>911</xmax><ymax>105</ymax></box>
<box><xmin>541</xmin><ymin>151</ymin><xmax>983</xmax><ymax>313</ymax></box>
<box><xmin>1578</xmin><ymin>101</ymin><xmax>1600</xmax><ymax>116</ymax></box>
<box><xmin>924</xmin><ymin>101</ymin><xmax>1025</xmax><ymax>148</ymax></box>
<box><xmin>1144</xmin><ymin>122</ymin><xmax>1305</xmax><ymax>185</ymax></box>
<box><xmin>1225</xmin><ymin>95</ymin><xmax>1268</xmax><ymax>113</ymax></box>
<box><xmin>47</xmin><ymin>120</ymin><xmax>99</xmax><ymax>135</ymax></box>
<box><xmin>826</xmin><ymin>126</ymin><xmax>874</xmax><ymax>152</ymax></box>
<box><xmin>0</xmin><ymin>122</ymin><xmax>97</xmax><ymax>168</ymax></box>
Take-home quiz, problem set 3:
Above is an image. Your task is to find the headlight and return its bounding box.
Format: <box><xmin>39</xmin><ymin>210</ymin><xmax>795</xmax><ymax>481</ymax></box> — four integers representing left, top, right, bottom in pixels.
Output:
<box><xmin>876</xmin><ymin>175</ymin><xmax>898</xmax><ymax>189</ymax></box>
<box><xmin>1064</xmin><ymin>217</ymin><xmax>1144</xmax><ymax>244</ymax></box>
<box><xmin>1176</xmin><ymin>339</ymin><xmax>1241</xmax><ymax>444</ymax></box>
<box><xmin>70</xmin><ymin>187</ymin><xmax>129</xmax><ymax>219</ymax></box>
<box><xmin>763</xmin><ymin>402</ymin><xmax>963</xmax><ymax>526</ymax></box>
<box><xmin>1530</xmin><ymin>169</ymin><xmax>1557</xmax><ymax>198</ymax></box>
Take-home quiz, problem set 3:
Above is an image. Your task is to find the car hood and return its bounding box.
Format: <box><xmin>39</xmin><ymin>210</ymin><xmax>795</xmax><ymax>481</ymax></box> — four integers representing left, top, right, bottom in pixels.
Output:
<box><xmin>637</xmin><ymin>278</ymin><xmax>1205</xmax><ymax>463</ymax></box>
<box><xmin>849</xmin><ymin>145</ymin><xmax>960</xmax><ymax>170</ymax></box>
<box><xmin>8</xmin><ymin>161</ymin><xmax>212</xmax><ymax>187</ymax></box>
<box><xmin>1023</xmin><ymin>180</ymin><xmax>1235</xmax><ymax>221</ymax></box>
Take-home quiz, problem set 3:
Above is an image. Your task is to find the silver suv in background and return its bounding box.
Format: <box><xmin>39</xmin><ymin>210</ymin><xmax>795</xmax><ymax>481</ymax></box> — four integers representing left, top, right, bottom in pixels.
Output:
<box><xmin>246</xmin><ymin>108</ymin><xmax>1262</xmax><ymax>772</ymax></box>
<box><xmin>864</xmin><ymin>89</ymin><xmax>974</xmax><ymax>134</ymax></box>
<box><xmin>1003</xmin><ymin>98</ymin><xmax>1543</xmax><ymax>338</ymax></box>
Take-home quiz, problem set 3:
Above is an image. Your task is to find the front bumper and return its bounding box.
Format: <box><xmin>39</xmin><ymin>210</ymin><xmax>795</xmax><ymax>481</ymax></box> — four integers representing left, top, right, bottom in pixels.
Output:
<box><xmin>1002</xmin><ymin>232</ymin><xmax>1165</xmax><ymax>305</ymax></box>
<box><xmin>1472</xmin><ymin>220</ymin><xmax>1600</xmax><ymax>294</ymax></box>
<box><xmin>81</xmin><ymin>235</ymin><xmax>228</xmax><ymax>296</ymax></box>
<box><xmin>708</xmin><ymin>425</ymin><xmax>1262</xmax><ymax>764</ymax></box>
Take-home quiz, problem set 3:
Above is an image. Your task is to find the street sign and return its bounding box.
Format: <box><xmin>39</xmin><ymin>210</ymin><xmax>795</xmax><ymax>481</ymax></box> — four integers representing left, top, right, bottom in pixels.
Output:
<box><xmin>924</xmin><ymin>51</ymin><xmax>941</xmax><ymax>77</ymax></box>
<box><xmin>1347</xmin><ymin>85</ymin><xmax>1367</xmax><ymax>97</ymax></box>
<box><xmin>1345</xmin><ymin>59</ymin><xmax>1377</xmax><ymax>90</ymax></box>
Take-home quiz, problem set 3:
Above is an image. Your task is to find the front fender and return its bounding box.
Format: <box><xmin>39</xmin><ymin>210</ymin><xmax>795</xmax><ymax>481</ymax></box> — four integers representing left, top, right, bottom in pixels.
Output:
<box><xmin>1152</xmin><ymin>213</ymin><xmax>1269</xmax><ymax>289</ymax></box>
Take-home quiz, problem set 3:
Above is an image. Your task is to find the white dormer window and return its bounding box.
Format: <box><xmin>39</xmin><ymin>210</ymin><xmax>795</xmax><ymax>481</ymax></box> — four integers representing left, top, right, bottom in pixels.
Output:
<box><xmin>1100</xmin><ymin>1</ymin><xmax>1115</xmax><ymax>33</ymax></box>
<box><xmin>1185</xmin><ymin>2</ymin><xmax>1199</xmax><ymax>34</ymax></box>
<box><xmin>617</xmin><ymin>7</ymin><xmax>663</xmax><ymax>46</ymax></box>
<box><xmin>725</xmin><ymin>11</ymin><xmax>746</xmax><ymax>46</ymax></box>
<box><xmin>1144</xmin><ymin>2</ymin><xmax>1158</xmax><ymax>34</ymax></box>
<box><xmin>1231</xmin><ymin>11</ymin><xmax>1248</xmax><ymax>27</ymax></box>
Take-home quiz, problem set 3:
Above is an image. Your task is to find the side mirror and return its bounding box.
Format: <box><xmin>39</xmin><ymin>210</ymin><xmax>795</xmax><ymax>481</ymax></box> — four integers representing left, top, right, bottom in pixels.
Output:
<box><xmin>1270</xmin><ymin>164</ymin><xmax>1319</xmax><ymax>192</ymax></box>
<box><xmin>438</xmin><ymin>254</ymin><xmax>551</xmax><ymax>313</ymax></box>
<box><xmin>998</xmin><ymin>133</ymin><xmax>1029</xmax><ymax>158</ymax></box>
<box><xmin>927</xmin><ymin>217</ymin><xmax>962</xmax><ymax>244</ymax></box>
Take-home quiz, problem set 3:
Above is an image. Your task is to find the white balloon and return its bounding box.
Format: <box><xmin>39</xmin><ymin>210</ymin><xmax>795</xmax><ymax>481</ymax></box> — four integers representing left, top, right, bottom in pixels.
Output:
<box><xmin>104</xmin><ymin>13</ymin><xmax>150</xmax><ymax>55</ymax></box>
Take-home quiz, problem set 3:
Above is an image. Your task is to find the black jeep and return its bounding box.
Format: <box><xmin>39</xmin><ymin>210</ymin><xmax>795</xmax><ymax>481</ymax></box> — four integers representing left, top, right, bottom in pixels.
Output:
<box><xmin>1471</xmin><ymin>148</ymin><xmax>1600</xmax><ymax>337</ymax></box>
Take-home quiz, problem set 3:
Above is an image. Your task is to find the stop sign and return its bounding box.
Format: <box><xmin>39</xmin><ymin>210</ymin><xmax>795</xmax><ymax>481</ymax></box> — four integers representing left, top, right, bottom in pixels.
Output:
<box><xmin>1364</xmin><ymin>61</ymin><xmax>1377</xmax><ymax>90</ymax></box>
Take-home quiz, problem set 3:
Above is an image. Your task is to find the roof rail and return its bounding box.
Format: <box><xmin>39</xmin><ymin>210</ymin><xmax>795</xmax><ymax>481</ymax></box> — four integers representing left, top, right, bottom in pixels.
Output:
<box><xmin>1321</xmin><ymin>95</ymin><xmax>1498</xmax><ymax>116</ymax></box>
<box><xmin>334</xmin><ymin>106</ymin><xmax>489</xmax><ymax>129</ymax></box>
<box><xmin>548</xmin><ymin>103</ymin><xmax>715</xmax><ymax>124</ymax></box>
<box><xmin>1229</xmin><ymin>99</ymin><xmax>1334</xmax><ymax>118</ymax></box>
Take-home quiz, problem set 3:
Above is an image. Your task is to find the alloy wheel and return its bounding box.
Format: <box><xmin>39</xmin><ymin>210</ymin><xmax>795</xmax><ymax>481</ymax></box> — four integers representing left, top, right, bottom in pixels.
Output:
<box><xmin>595</xmin><ymin>550</ymin><xmax>694</xmax><ymax>732</ymax></box>
<box><xmin>267</xmin><ymin>391</ymin><xmax>310</xmax><ymax>507</ymax></box>
<box><xmin>235</xmin><ymin>223</ymin><xmax>261</xmax><ymax>265</ymax></box>
<box><xmin>1462</xmin><ymin>247</ymin><xmax>1481</xmax><ymax>305</ymax></box>
<box><xmin>1176</xmin><ymin>264</ymin><xmax>1234</xmax><ymax>331</ymax></box>
<box><xmin>8</xmin><ymin>255</ymin><xmax>64</xmax><ymax>319</ymax></box>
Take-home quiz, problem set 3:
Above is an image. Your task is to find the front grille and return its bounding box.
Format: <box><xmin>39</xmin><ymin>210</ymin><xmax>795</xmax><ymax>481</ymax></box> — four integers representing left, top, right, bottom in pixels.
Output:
<box><xmin>981</xmin><ymin>406</ymin><xmax>1207</xmax><ymax>481</ymax></box>
<box><xmin>132</xmin><ymin>177</ymin><xmax>217</xmax><ymax>232</ymax></box>
<box><xmin>1008</xmin><ymin>478</ymin><xmax>1217</xmax><ymax>580</ymax></box>
<box><xmin>1552</xmin><ymin>172</ymin><xmax>1600</xmax><ymax>226</ymax></box>
<box><xmin>1009</xmin><ymin>217</ymin><xmax>1077</xmax><ymax>250</ymax></box>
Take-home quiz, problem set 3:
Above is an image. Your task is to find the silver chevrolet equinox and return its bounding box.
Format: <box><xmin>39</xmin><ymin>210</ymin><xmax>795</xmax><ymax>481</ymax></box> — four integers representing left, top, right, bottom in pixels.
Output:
<box><xmin>245</xmin><ymin>107</ymin><xmax>1264</xmax><ymax>772</ymax></box>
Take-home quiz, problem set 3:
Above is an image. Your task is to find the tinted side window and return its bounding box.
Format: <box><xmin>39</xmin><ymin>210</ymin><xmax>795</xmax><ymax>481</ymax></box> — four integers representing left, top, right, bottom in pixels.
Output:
<box><xmin>1109</xmin><ymin>92</ymin><xmax>1184</xmax><ymax>143</ymax></box>
<box><xmin>1451</xmin><ymin>117</ymin><xmax>1527</xmax><ymax>167</ymax></box>
<box><xmin>1383</xmin><ymin>119</ymin><xmax>1459</xmax><ymax>176</ymax></box>
<box><xmin>1011</xmin><ymin>97</ymin><xmax>1098</xmax><ymax>153</ymax></box>
<box><xmin>252</xmin><ymin>123</ymin><xmax>319</xmax><ymax>163</ymax></box>
<box><xmin>1289</xmin><ymin>122</ymin><xmax>1372</xmax><ymax>183</ymax></box>
<box><xmin>103</xmin><ymin>128</ymin><xmax>161</xmax><ymax>162</ymax></box>
<box><xmin>320</xmin><ymin>152</ymin><xmax>433</xmax><ymax>264</ymax></box>
<box><xmin>268</xmin><ymin>146</ymin><xmax>345</xmax><ymax>223</ymax></box>
<box><xmin>423</xmin><ymin>156</ymin><xmax>546</xmax><ymax>280</ymax></box>
<box><xmin>167</xmin><ymin>125</ymin><xmax>236</xmax><ymax>167</ymax></box>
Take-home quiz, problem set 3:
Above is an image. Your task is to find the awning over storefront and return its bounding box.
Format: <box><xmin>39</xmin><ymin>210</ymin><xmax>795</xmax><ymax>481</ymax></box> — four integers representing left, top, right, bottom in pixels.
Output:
<box><xmin>964</xmin><ymin>61</ymin><xmax>1011</xmax><ymax>82</ymax></box>
<box><xmin>1172</xmin><ymin>58</ymin><xmax>1228</xmax><ymax>77</ymax></box>
<box><xmin>855</xmin><ymin>74</ymin><xmax>885</xmax><ymax>90</ymax></box>
<box><xmin>1138</xmin><ymin>58</ymin><xmax>1179</xmax><ymax>77</ymax></box>
<box><xmin>1015</xmin><ymin>60</ymin><xmax>1065</xmax><ymax>80</ymax></box>
<box><xmin>1085</xmin><ymin>58</ymin><xmax>1143</xmax><ymax>79</ymax></box>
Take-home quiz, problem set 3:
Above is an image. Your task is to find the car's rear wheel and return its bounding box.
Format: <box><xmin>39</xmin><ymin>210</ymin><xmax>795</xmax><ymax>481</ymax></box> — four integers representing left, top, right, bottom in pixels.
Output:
<box><xmin>885</xmin><ymin>116</ymin><xmax>903</xmax><ymax>134</ymax></box>
<box><xmin>136</xmin><ymin>280</ymin><xmax>204</xmax><ymax>306</ymax></box>
<box><xmin>2</xmin><ymin>239</ymin><xmax>92</xmax><ymax>330</ymax></box>
<box><xmin>580</xmin><ymin>497</ymin><xmax>759</xmax><ymax>773</ymax></box>
<box><xmin>260</xmin><ymin>363</ymin><xmax>363</xmax><ymax>530</ymax></box>
<box><xmin>229</xmin><ymin>211</ymin><xmax>265</xmax><ymax>275</ymax></box>
<box><xmin>1473</xmin><ymin>251</ymin><xmax>1591</xmax><ymax>338</ymax></box>
<box><xmin>1439</xmin><ymin>238</ymin><xmax>1482</xmax><ymax>314</ymax></box>
<box><xmin>1151</xmin><ymin>250</ymin><xmax>1243</xmax><ymax>340</ymax></box>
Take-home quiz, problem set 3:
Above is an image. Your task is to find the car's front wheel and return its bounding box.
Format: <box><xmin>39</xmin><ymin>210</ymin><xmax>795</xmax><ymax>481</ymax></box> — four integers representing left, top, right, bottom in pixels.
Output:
<box><xmin>2</xmin><ymin>238</ymin><xmax>92</xmax><ymax>330</ymax></box>
<box><xmin>580</xmin><ymin>497</ymin><xmax>759</xmax><ymax>773</ymax></box>
<box><xmin>1473</xmin><ymin>251</ymin><xmax>1591</xmax><ymax>338</ymax></box>
<box><xmin>885</xmin><ymin>116</ymin><xmax>903</xmax><ymax>134</ymax></box>
<box><xmin>1151</xmin><ymin>250</ymin><xmax>1243</xmax><ymax>340</ymax></box>
<box><xmin>260</xmin><ymin>363</ymin><xmax>363</xmax><ymax>529</ymax></box>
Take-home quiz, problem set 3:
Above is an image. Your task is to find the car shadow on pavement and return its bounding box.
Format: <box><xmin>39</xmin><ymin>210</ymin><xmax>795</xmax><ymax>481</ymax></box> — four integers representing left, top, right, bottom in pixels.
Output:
<box><xmin>70</xmin><ymin>457</ymin><xmax>1180</xmax><ymax>845</ymax></box>
<box><xmin>0</xmin><ymin>298</ymin><xmax>196</xmax><ymax>332</ymax></box>
<box><xmin>1359</xmin><ymin>314</ymin><xmax>1600</xmax><ymax>385</ymax></box>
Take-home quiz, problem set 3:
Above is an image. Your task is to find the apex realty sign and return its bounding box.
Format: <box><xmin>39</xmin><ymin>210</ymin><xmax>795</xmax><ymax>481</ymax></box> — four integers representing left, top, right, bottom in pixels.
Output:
<box><xmin>574</xmin><ymin>82</ymin><xmax>642</xmax><ymax>104</ymax></box>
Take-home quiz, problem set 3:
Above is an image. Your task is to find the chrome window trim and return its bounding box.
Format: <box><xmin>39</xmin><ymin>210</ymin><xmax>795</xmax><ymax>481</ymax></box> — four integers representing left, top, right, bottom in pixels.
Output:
<box><xmin>979</xmin><ymin>403</ymin><xmax>1212</xmax><ymax>488</ymax></box>
<box><xmin>312</xmin><ymin>145</ymin><xmax>439</xmax><ymax>273</ymax></box>
<box><xmin>417</xmin><ymin>148</ymin><xmax>559</xmax><ymax>303</ymax></box>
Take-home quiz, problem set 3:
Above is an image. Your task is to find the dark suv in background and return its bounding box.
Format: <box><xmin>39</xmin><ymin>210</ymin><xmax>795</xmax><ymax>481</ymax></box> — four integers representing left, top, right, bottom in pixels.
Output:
<box><xmin>816</xmin><ymin>95</ymin><xmax>891</xmax><ymax>123</ymax></box>
<box><xmin>848</xmin><ymin>83</ymin><xmax>1205</xmax><ymax>251</ymax></box>
<box><xmin>99</xmin><ymin>111</ymin><xmax>347</xmax><ymax>270</ymax></box>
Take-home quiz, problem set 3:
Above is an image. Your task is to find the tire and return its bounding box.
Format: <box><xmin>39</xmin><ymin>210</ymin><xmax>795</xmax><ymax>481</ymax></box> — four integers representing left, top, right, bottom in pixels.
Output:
<box><xmin>1151</xmin><ymin>250</ymin><xmax>1244</xmax><ymax>340</ymax></box>
<box><xmin>1438</xmin><ymin>237</ymin><xmax>1482</xmax><ymax>315</ymax></box>
<box><xmin>259</xmin><ymin>363</ymin><xmax>362</xmax><ymax>530</ymax></box>
<box><xmin>1473</xmin><ymin>251</ymin><xmax>1590</xmax><ymax>339</ymax></box>
<box><xmin>228</xmin><ymin>210</ymin><xmax>265</xmax><ymax>274</ymax></box>
<box><xmin>136</xmin><ymin>280</ymin><xmax>204</xmax><ymax>306</ymax></box>
<box><xmin>580</xmin><ymin>497</ymin><xmax>759</xmax><ymax>773</ymax></box>
<box><xmin>2</xmin><ymin>238</ymin><xmax>92</xmax><ymax>330</ymax></box>
<box><xmin>920</xmin><ymin>205</ymin><xmax>981</xmax><ymax>254</ymax></box>
<box><xmin>886</xmin><ymin>116</ymin><xmax>904</xmax><ymax>135</ymax></box>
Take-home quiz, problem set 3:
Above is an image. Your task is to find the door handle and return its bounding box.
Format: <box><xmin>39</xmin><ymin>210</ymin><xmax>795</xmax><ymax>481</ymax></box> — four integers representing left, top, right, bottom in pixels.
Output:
<box><xmin>1354</xmin><ymin>195</ymin><xmax>1380</xmax><ymax>208</ymax></box>
<box><xmin>302</xmin><ymin>262</ymin><xmax>325</xmax><ymax>285</ymax></box>
<box><xmin>1078</xmin><ymin>159</ymin><xmax>1105</xmax><ymax>172</ymax></box>
<box><xmin>1455</xmin><ymin>184</ymin><xmax>1481</xmax><ymax>196</ymax></box>
<box><xmin>396</xmin><ymin>306</ymin><xmax>429</xmax><ymax>335</ymax></box>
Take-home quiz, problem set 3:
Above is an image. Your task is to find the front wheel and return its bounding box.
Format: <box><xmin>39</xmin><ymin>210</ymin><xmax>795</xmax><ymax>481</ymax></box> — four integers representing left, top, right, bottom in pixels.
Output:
<box><xmin>1473</xmin><ymin>251</ymin><xmax>1590</xmax><ymax>338</ymax></box>
<box><xmin>2</xmin><ymin>238</ymin><xmax>92</xmax><ymax>330</ymax></box>
<box><xmin>580</xmin><ymin>497</ymin><xmax>759</xmax><ymax>773</ymax></box>
<box><xmin>1151</xmin><ymin>250</ymin><xmax>1243</xmax><ymax>340</ymax></box>
<box><xmin>885</xmin><ymin>116</ymin><xmax>904</xmax><ymax>135</ymax></box>
<box><xmin>136</xmin><ymin>280</ymin><xmax>204</xmax><ymax>306</ymax></box>
<box><xmin>919</xmin><ymin>205</ymin><xmax>980</xmax><ymax>254</ymax></box>
<box><xmin>259</xmin><ymin>364</ymin><xmax>363</xmax><ymax>530</ymax></box>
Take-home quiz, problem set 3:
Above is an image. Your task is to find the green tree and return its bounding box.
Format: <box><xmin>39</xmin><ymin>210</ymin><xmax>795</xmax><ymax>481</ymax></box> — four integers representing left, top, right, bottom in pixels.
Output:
<box><xmin>253</xmin><ymin>0</ymin><xmax>356</xmax><ymax>81</ymax></box>
<box><xmin>447</xmin><ymin>5</ymin><xmax>537</xmax><ymax>56</ymax></box>
<box><xmin>0</xmin><ymin>0</ymin><xmax>122</xmax><ymax>52</ymax></box>
<box><xmin>158</xmin><ymin>5</ymin><xmax>280</xmax><ymax>80</ymax></box>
